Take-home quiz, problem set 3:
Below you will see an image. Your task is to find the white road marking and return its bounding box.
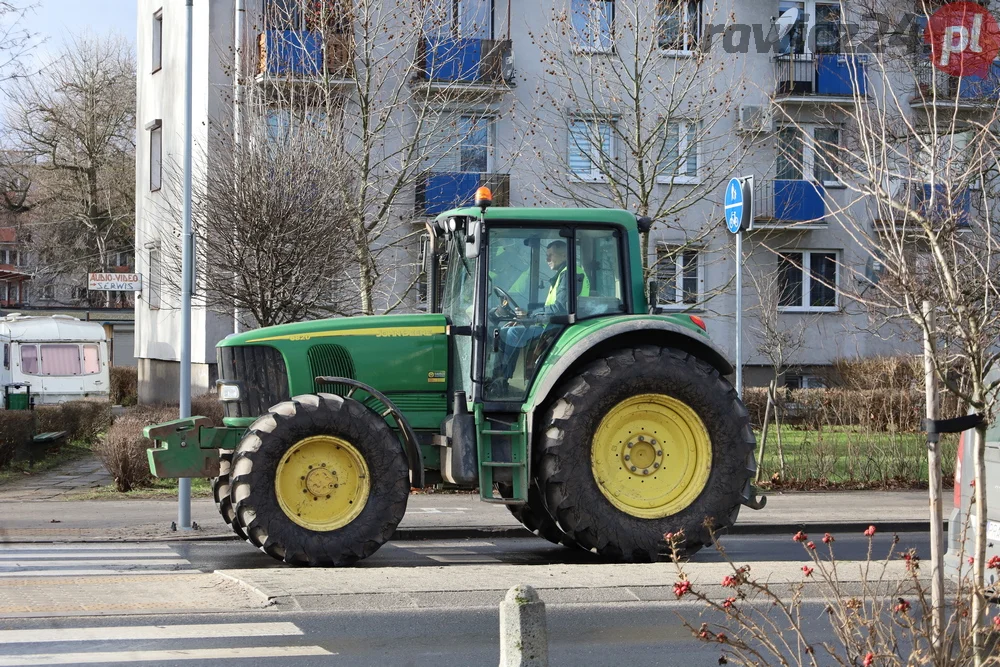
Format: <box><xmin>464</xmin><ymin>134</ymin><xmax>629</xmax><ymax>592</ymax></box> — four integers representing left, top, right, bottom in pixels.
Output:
<box><xmin>0</xmin><ymin>553</ymin><xmax>185</xmax><ymax>560</ymax></box>
<box><xmin>0</xmin><ymin>569</ymin><xmax>186</xmax><ymax>578</ymax></box>
<box><xmin>0</xmin><ymin>544</ymin><xmax>171</xmax><ymax>551</ymax></box>
<box><xmin>0</xmin><ymin>646</ymin><xmax>334</xmax><ymax>665</ymax></box>
<box><xmin>0</xmin><ymin>622</ymin><xmax>304</xmax><ymax>644</ymax></box>
<box><xmin>0</xmin><ymin>559</ymin><xmax>188</xmax><ymax>567</ymax></box>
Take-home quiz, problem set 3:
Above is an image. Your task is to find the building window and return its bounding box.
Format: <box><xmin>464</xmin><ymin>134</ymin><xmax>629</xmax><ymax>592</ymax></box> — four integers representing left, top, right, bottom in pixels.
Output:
<box><xmin>569</xmin><ymin>118</ymin><xmax>613</xmax><ymax>180</ymax></box>
<box><xmin>659</xmin><ymin>120</ymin><xmax>699</xmax><ymax>183</ymax></box>
<box><xmin>776</xmin><ymin>126</ymin><xmax>803</xmax><ymax>180</ymax></box>
<box><xmin>656</xmin><ymin>246</ymin><xmax>702</xmax><ymax>307</ymax></box>
<box><xmin>777</xmin><ymin>0</ymin><xmax>805</xmax><ymax>54</ymax></box>
<box><xmin>41</xmin><ymin>285</ymin><xmax>54</xmax><ymax>300</ymax></box>
<box><xmin>148</xmin><ymin>120</ymin><xmax>162</xmax><ymax>192</ymax></box>
<box><xmin>658</xmin><ymin>0</ymin><xmax>701</xmax><ymax>52</ymax></box>
<box><xmin>0</xmin><ymin>249</ymin><xmax>17</xmax><ymax>266</ymax></box>
<box><xmin>148</xmin><ymin>248</ymin><xmax>162</xmax><ymax>309</ymax></box>
<box><xmin>424</xmin><ymin>115</ymin><xmax>493</xmax><ymax>173</ymax></box>
<box><xmin>812</xmin><ymin>127</ymin><xmax>839</xmax><ymax>185</ymax></box>
<box><xmin>72</xmin><ymin>286</ymin><xmax>88</xmax><ymax>301</ymax></box>
<box><xmin>572</xmin><ymin>0</ymin><xmax>614</xmax><ymax>51</ymax></box>
<box><xmin>778</xmin><ymin>250</ymin><xmax>838</xmax><ymax>311</ymax></box>
<box><xmin>152</xmin><ymin>9</ymin><xmax>163</xmax><ymax>73</ymax></box>
<box><xmin>814</xmin><ymin>3</ymin><xmax>843</xmax><ymax>54</ymax></box>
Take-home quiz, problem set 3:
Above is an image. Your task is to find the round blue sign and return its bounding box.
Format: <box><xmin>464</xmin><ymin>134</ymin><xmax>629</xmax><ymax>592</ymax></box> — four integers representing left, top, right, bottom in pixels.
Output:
<box><xmin>724</xmin><ymin>178</ymin><xmax>744</xmax><ymax>234</ymax></box>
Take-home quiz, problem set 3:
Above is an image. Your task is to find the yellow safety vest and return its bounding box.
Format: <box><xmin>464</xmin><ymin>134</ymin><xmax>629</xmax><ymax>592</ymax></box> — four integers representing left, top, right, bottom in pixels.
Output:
<box><xmin>545</xmin><ymin>266</ymin><xmax>591</xmax><ymax>306</ymax></box>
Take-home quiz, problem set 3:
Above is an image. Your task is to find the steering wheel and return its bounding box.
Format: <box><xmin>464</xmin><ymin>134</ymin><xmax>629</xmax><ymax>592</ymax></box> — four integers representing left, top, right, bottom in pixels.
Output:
<box><xmin>492</xmin><ymin>286</ymin><xmax>523</xmax><ymax>319</ymax></box>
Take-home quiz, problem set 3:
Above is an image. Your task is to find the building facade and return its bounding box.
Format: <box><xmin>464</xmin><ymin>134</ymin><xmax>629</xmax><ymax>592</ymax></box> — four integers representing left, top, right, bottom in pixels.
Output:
<box><xmin>135</xmin><ymin>0</ymin><xmax>996</xmax><ymax>399</ymax></box>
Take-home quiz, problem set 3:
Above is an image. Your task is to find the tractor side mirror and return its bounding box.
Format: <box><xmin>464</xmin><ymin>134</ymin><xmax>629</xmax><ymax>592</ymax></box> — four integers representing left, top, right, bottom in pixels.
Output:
<box><xmin>465</xmin><ymin>220</ymin><xmax>483</xmax><ymax>259</ymax></box>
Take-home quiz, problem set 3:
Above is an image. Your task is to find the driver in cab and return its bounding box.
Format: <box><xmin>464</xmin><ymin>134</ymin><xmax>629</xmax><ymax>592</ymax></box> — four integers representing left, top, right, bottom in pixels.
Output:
<box><xmin>496</xmin><ymin>240</ymin><xmax>589</xmax><ymax>385</ymax></box>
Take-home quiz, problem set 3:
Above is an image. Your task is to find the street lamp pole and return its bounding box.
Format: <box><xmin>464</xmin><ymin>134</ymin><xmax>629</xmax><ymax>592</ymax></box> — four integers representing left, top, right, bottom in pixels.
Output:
<box><xmin>177</xmin><ymin>0</ymin><xmax>195</xmax><ymax>530</ymax></box>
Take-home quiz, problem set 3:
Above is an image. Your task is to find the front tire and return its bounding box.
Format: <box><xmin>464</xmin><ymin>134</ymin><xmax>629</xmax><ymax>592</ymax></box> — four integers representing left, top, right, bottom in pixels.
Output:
<box><xmin>230</xmin><ymin>393</ymin><xmax>410</xmax><ymax>566</ymax></box>
<box><xmin>536</xmin><ymin>346</ymin><xmax>755</xmax><ymax>561</ymax></box>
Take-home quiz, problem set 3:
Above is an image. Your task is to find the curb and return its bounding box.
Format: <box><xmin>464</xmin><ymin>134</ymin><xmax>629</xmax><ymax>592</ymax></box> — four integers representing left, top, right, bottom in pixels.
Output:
<box><xmin>0</xmin><ymin>521</ymin><xmax>937</xmax><ymax>545</ymax></box>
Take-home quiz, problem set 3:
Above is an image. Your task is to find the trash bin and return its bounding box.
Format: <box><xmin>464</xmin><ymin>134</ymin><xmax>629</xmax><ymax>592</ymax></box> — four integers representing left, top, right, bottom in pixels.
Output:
<box><xmin>4</xmin><ymin>383</ymin><xmax>31</xmax><ymax>410</ymax></box>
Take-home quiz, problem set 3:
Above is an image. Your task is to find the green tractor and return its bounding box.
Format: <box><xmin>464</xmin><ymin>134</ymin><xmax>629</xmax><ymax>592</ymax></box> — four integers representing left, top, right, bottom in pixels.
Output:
<box><xmin>145</xmin><ymin>193</ymin><xmax>765</xmax><ymax>566</ymax></box>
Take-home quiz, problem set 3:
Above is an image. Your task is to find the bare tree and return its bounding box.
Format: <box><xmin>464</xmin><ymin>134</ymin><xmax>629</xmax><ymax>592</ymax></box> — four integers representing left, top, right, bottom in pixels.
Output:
<box><xmin>4</xmin><ymin>34</ymin><xmax>135</xmax><ymax>299</ymax></box>
<box><xmin>244</xmin><ymin>0</ymin><xmax>520</xmax><ymax>315</ymax></box>
<box><xmin>769</xmin><ymin>0</ymin><xmax>1000</xmax><ymax>653</ymax></box>
<box><xmin>160</xmin><ymin>104</ymin><xmax>354</xmax><ymax>328</ymax></box>
<box><xmin>0</xmin><ymin>2</ymin><xmax>39</xmax><ymax>84</ymax></box>
<box><xmin>523</xmin><ymin>0</ymin><xmax>756</xmax><ymax>284</ymax></box>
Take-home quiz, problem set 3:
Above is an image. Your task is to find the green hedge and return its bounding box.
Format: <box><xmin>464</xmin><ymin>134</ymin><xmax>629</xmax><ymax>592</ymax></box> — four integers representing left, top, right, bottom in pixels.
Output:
<box><xmin>0</xmin><ymin>411</ymin><xmax>35</xmax><ymax>468</ymax></box>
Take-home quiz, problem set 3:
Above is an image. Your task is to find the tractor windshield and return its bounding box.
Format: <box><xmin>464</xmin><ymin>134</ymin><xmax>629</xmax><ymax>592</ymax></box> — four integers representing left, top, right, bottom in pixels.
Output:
<box><xmin>441</xmin><ymin>235</ymin><xmax>476</xmax><ymax>326</ymax></box>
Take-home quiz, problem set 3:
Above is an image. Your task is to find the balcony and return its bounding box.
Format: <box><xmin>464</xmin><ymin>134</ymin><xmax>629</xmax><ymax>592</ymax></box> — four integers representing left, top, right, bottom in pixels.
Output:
<box><xmin>911</xmin><ymin>61</ymin><xmax>1000</xmax><ymax>111</ymax></box>
<box><xmin>412</xmin><ymin>38</ymin><xmax>513</xmax><ymax>98</ymax></box>
<box><xmin>874</xmin><ymin>183</ymin><xmax>978</xmax><ymax>232</ymax></box>
<box><xmin>256</xmin><ymin>30</ymin><xmax>353</xmax><ymax>83</ymax></box>
<box><xmin>753</xmin><ymin>179</ymin><xmax>826</xmax><ymax>228</ymax></box>
<box><xmin>773</xmin><ymin>53</ymin><xmax>867</xmax><ymax>103</ymax></box>
<box><xmin>415</xmin><ymin>172</ymin><xmax>510</xmax><ymax>216</ymax></box>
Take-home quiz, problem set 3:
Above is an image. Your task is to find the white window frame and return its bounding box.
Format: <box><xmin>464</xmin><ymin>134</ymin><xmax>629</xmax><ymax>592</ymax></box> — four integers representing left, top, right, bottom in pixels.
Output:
<box><xmin>147</xmin><ymin>119</ymin><xmax>162</xmax><ymax>192</ymax></box>
<box><xmin>657</xmin><ymin>119</ymin><xmax>700</xmax><ymax>185</ymax></box>
<box><xmin>777</xmin><ymin>249</ymin><xmax>839</xmax><ymax>313</ymax></box>
<box><xmin>658</xmin><ymin>0</ymin><xmax>702</xmax><ymax>55</ymax></box>
<box><xmin>777</xmin><ymin>0</ymin><xmax>842</xmax><ymax>55</ymax></box>
<box><xmin>568</xmin><ymin>117</ymin><xmax>614</xmax><ymax>182</ymax></box>
<box><xmin>571</xmin><ymin>0</ymin><xmax>615</xmax><ymax>53</ymax></box>
<box><xmin>776</xmin><ymin>124</ymin><xmax>842</xmax><ymax>188</ymax></box>
<box><xmin>41</xmin><ymin>284</ymin><xmax>55</xmax><ymax>300</ymax></box>
<box><xmin>152</xmin><ymin>9</ymin><xmax>163</xmax><ymax>74</ymax></box>
<box><xmin>655</xmin><ymin>244</ymin><xmax>704</xmax><ymax>309</ymax></box>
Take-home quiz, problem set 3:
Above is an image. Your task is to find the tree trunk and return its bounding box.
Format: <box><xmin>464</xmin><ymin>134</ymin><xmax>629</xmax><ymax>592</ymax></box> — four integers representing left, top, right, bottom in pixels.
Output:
<box><xmin>770</xmin><ymin>382</ymin><xmax>786</xmax><ymax>478</ymax></box>
<box><xmin>922</xmin><ymin>301</ymin><xmax>945</xmax><ymax>653</ymax></box>
<box><xmin>755</xmin><ymin>381</ymin><xmax>774</xmax><ymax>484</ymax></box>
<box><xmin>973</xmin><ymin>412</ymin><xmax>988</xmax><ymax>666</ymax></box>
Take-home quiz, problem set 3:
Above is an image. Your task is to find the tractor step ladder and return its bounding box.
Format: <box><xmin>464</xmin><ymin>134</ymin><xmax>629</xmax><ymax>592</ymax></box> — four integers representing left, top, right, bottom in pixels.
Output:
<box><xmin>477</xmin><ymin>413</ymin><xmax>529</xmax><ymax>504</ymax></box>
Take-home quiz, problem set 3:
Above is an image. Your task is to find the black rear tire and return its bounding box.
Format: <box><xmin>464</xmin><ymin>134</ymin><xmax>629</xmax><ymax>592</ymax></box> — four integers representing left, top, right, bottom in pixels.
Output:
<box><xmin>507</xmin><ymin>483</ymin><xmax>580</xmax><ymax>549</ymax></box>
<box><xmin>213</xmin><ymin>451</ymin><xmax>249</xmax><ymax>541</ymax></box>
<box><xmin>230</xmin><ymin>393</ymin><xmax>410</xmax><ymax>566</ymax></box>
<box><xmin>536</xmin><ymin>346</ymin><xmax>755</xmax><ymax>562</ymax></box>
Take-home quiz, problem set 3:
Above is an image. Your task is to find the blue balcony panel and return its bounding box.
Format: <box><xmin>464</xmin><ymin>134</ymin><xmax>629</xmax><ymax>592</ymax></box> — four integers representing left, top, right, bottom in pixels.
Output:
<box><xmin>422</xmin><ymin>172</ymin><xmax>482</xmax><ymax>215</ymax></box>
<box><xmin>816</xmin><ymin>54</ymin><xmax>867</xmax><ymax>96</ymax></box>
<box><xmin>424</xmin><ymin>38</ymin><xmax>484</xmax><ymax>83</ymax></box>
<box><xmin>774</xmin><ymin>180</ymin><xmax>825</xmax><ymax>222</ymax></box>
<box><xmin>956</xmin><ymin>62</ymin><xmax>1000</xmax><ymax>100</ymax></box>
<box><xmin>260</xmin><ymin>30</ymin><xmax>323</xmax><ymax>76</ymax></box>
<box><xmin>918</xmin><ymin>183</ymin><xmax>971</xmax><ymax>226</ymax></box>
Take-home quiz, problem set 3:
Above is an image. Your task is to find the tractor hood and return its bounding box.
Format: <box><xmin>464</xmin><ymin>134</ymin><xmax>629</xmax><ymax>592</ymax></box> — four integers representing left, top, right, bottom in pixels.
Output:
<box><xmin>219</xmin><ymin>313</ymin><xmax>447</xmax><ymax>348</ymax></box>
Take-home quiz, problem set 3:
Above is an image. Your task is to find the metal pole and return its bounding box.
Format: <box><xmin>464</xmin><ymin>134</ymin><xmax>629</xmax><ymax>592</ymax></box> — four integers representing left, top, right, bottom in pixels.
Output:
<box><xmin>232</xmin><ymin>0</ymin><xmax>244</xmax><ymax>335</ymax></box>
<box><xmin>735</xmin><ymin>229</ymin><xmax>743</xmax><ymax>398</ymax></box>
<box><xmin>922</xmin><ymin>300</ymin><xmax>944</xmax><ymax>650</ymax></box>
<box><xmin>178</xmin><ymin>0</ymin><xmax>195</xmax><ymax>531</ymax></box>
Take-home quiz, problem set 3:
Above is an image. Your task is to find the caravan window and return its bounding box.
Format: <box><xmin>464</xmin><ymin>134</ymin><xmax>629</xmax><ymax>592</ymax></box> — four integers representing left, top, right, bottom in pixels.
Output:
<box><xmin>40</xmin><ymin>345</ymin><xmax>83</xmax><ymax>376</ymax></box>
<box><xmin>20</xmin><ymin>345</ymin><xmax>38</xmax><ymax>374</ymax></box>
<box><xmin>83</xmin><ymin>345</ymin><xmax>100</xmax><ymax>374</ymax></box>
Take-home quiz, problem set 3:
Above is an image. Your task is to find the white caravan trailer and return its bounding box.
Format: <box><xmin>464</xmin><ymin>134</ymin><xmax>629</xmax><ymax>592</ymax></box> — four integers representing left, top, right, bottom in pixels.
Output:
<box><xmin>0</xmin><ymin>314</ymin><xmax>110</xmax><ymax>406</ymax></box>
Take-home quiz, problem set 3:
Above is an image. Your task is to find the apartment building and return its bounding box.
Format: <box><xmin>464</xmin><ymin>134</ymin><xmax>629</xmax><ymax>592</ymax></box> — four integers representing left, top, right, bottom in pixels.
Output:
<box><xmin>135</xmin><ymin>0</ymin><xmax>997</xmax><ymax>399</ymax></box>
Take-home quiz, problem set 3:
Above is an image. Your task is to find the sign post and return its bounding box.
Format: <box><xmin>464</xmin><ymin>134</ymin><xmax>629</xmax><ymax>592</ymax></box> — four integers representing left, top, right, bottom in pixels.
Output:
<box><xmin>724</xmin><ymin>176</ymin><xmax>753</xmax><ymax>398</ymax></box>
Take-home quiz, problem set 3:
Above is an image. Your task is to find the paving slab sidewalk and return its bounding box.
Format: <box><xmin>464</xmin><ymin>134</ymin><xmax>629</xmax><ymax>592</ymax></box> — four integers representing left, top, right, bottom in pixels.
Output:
<box><xmin>0</xmin><ymin>455</ymin><xmax>938</xmax><ymax>543</ymax></box>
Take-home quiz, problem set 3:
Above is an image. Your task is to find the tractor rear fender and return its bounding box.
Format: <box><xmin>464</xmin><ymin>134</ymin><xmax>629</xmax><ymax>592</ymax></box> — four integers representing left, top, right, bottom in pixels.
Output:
<box><xmin>522</xmin><ymin>318</ymin><xmax>734</xmax><ymax>460</ymax></box>
<box><xmin>314</xmin><ymin>376</ymin><xmax>425</xmax><ymax>489</ymax></box>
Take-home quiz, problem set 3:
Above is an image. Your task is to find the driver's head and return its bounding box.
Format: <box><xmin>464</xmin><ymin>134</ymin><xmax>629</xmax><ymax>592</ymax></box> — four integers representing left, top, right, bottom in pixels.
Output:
<box><xmin>545</xmin><ymin>241</ymin><xmax>567</xmax><ymax>270</ymax></box>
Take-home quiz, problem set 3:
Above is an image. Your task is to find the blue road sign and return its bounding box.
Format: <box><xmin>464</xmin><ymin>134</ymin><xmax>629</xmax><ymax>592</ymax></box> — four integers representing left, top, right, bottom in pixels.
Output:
<box><xmin>725</xmin><ymin>177</ymin><xmax>744</xmax><ymax>234</ymax></box>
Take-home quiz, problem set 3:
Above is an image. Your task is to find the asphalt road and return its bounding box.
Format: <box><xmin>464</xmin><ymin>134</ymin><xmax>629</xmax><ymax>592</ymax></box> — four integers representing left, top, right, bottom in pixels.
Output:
<box><xmin>168</xmin><ymin>531</ymin><xmax>931</xmax><ymax>572</ymax></box>
<box><xmin>0</xmin><ymin>601</ymin><xmax>841</xmax><ymax>666</ymax></box>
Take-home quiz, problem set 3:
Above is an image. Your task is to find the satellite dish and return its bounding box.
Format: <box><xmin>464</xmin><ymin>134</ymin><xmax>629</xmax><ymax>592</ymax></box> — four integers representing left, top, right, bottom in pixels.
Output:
<box><xmin>773</xmin><ymin>7</ymin><xmax>800</xmax><ymax>42</ymax></box>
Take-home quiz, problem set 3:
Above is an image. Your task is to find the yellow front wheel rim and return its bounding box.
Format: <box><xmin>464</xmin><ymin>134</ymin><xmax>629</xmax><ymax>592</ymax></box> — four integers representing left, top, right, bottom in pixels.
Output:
<box><xmin>590</xmin><ymin>394</ymin><xmax>712</xmax><ymax>519</ymax></box>
<box><xmin>275</xmin><ymin>435</ymin><xmax>370</xmax><ymax>531</ymax></box>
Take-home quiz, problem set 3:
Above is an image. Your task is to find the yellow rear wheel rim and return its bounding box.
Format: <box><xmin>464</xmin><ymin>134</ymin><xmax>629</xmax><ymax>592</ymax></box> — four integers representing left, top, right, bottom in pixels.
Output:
<box><xmin>590</xmin><ymin>393</ymin><xmax>711</xmax><ymax>519</ymax></box>
<box><xmin>275</xmin><ymin>435</ymin><xmax>370</xmax><ymax>531</ymax></box>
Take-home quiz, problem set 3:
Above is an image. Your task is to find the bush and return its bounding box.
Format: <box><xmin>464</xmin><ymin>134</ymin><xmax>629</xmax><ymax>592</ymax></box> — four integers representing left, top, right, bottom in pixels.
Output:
<box><xmin>110</xmin><ymin>366</ymin><xmax>138</xmax><ymax>406</ymax></box>
<box><xmin>0</xmin><ymin>411</ymin><xmax>35</xmax><ymax>469</ymax></box>
<box><xmin>95</xmin><ymin>405</ymin><xmax>177</xmax><ymax>492</ymax></box>
<box><xmin>191</xmin><ymin>394</ymin><xmax>224</xmax><ymax>424</ymax></box>
<box><xmin>35</xmin><ymin>401</ymin><xmax>112</xmax><ymax>442</ymax></box>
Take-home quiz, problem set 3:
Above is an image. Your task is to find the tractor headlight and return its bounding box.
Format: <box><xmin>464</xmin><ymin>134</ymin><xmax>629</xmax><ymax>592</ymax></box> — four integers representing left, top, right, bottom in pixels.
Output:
<box><xmin>218</xmin><ymin>382</ymin><xmax>241</xmax><ymax>402</ymax></box>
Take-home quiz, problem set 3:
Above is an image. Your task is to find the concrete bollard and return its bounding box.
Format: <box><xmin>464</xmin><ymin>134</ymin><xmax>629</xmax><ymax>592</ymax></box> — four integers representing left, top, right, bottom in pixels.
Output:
<box><xmin>499</xmin><ymin>584</ymin><xmax>548</xmax><ymax>667</ymax></box>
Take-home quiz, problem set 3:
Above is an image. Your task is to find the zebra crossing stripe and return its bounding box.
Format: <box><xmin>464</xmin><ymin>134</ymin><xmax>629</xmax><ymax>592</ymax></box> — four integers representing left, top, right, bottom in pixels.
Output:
<box><xmin>0</xmin><ymin>544</ymin><xmax>171</xmax><ymax>551</ymax></box>
<box><xmin>0</xmin><ymin>646</ymin><xmax>334</xmax><ymax>665</ymax></box>
<box><xmin>0</xmin><ymin>569</ymin><xmax>187</xmax><ymax>578</ymax></box>
<box><xmin>0</xmin><ymin>552</ymin><xmax>183</xmax><ymax>560</ymax></box>
<box><xmin>0</xmin><ymin>622</ymin><xmax>304</xmax><ymax>644</ymax></box>
<box><xmin>0</xmin><ymin>559</ymin><xmax>188</xmax><ymax>567</ymax></box>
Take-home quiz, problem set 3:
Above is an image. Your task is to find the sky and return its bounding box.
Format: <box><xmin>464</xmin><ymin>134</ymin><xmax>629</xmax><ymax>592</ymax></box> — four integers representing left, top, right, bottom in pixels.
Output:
<box><xmin>20</xmin><ymin>0</ymin><xmax>136</xmax><ymax>52</ymax></box>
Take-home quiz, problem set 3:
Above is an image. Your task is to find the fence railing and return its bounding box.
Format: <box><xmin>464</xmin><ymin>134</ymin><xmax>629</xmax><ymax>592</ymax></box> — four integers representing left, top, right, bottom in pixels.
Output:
<box><xmin>774</xmin><ymin>53</ymin><xmax>867</xmax><ymax>98</ymax></box>
<box><xmin>754</xmin><ymin>179</ymin><xmax>826</xmax><ymax>224</ymax></box>
<box><xmin>415</xmin><ymin>38</ymin><xmax>513</xmax><ymax>86</ymax></box>
<box><xmin>415</xmin><ymin>172</ymin><xmax>510</xmax><ymax>216</ymax></box>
